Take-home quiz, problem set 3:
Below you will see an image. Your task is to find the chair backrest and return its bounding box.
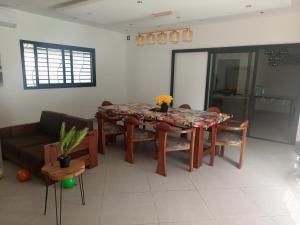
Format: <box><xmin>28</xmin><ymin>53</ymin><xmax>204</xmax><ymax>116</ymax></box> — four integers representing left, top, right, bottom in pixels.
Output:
<box><xmin>207</xmin><ymin>106</ymin><xmax>221</xmax><ymax>113</ymax></box>
<box><xmin>101</xmin><ymin>101</ymin><xmax>113</xmax><ymax>106</ymax></box>
<box><xmin>179</xmin><ymin>104</ymin><xmax>191</xmax><ymax>110</ymax></box>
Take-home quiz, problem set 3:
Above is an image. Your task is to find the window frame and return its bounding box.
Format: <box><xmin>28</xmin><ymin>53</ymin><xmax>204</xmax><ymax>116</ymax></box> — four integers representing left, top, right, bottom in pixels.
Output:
<box><xmin>20</xmin><ymin>40</ymin><xmax>96</xmax><ymax>90</ymax></box>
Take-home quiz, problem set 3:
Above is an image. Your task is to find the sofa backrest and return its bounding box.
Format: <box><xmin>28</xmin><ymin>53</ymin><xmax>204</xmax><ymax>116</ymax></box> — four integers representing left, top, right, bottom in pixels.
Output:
<box><xmin>40</xmin><ymin>111</ymin><xmax>66</xmax><ymax>138</ymax></box>
<box><xmin>40</xmin><ymin>111</ymin><xmax>93</xmax><ymax>138</ymax></box>
<box><xmin>62</xmin><ymin>115</ymin><xmax>93</xmax><ymax>132</ymax></box>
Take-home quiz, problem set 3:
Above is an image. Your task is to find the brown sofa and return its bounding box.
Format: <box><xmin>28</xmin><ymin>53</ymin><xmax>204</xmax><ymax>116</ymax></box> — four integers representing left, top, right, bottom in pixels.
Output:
<box><xmin>0</xmin><ymin>111</ymin><xmax>98</xmax><ymax>178</ymax></box>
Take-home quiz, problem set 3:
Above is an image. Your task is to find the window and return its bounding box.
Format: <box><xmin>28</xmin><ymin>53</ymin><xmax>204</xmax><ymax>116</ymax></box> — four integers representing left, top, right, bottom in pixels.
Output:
<box><xmin>20</xmin><ymin>40</ymin><xmax>96</xmax><ymax>89</ymax></box>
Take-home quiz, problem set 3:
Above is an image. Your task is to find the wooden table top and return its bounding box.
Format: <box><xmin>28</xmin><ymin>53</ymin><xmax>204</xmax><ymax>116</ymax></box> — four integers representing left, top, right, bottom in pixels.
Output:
<box><xmin>41</xmin><ymin>160</ymin><xmax>85</xmax><ymax>181</ymax></box>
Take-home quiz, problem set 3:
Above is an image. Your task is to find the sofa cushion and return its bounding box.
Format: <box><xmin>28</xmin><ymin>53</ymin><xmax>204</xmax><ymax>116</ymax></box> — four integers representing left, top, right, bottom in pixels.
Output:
<box><xmin>20</xmin><ymin>145</ymin><xmax>45</xmax><ymax>167</ymax></box>
<box><xmin>2</xmin><ymin>133</ymin><xmax>57</xmax><ymax>155</ymax></box>
<box><xmin>62</xmin><ymin>115</ymin><xmax>93</xmax><ymax>131</ymax></box>
<box><xmin>40</xmin><ymin>111</ymin><xmax>66</xmax><ymax>138</ymax></box>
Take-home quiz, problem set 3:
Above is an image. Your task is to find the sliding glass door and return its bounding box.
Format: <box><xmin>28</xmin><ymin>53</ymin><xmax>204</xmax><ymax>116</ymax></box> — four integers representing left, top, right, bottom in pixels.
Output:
<box><xmin>171</xmin><ymin>44</ymin><xmax>300</xmax><ymax>144</ymax></box>
<box><xmin>248</xmin><ymin>47</ymin><xmax>300</xmax><ymax>143</ymax></box>
<box><xmin>208</xmin><ymin>51</ymin><xmax>256</xmax><ymax>121</ymax></box>
<box><xmin>206</xmin><ymin>47</ymin><xmax>300</xmax><ymax>144</ymax></box>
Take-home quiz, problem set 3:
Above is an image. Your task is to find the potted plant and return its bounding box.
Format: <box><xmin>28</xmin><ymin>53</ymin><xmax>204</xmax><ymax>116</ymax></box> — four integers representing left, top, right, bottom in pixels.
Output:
<box><xmin>156</xmin><ymin>95</ymin><xmax>173</xmax><ymax>113</ymax></box>
<box><xmin>58</xmin><ymin>122</ymin><xmax>89</xmax><ymax>168</ymax></box>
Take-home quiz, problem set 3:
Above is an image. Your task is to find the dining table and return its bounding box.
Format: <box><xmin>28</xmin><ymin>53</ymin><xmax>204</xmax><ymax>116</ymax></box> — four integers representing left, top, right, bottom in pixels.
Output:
<box><xmin>98</xmin><ymin>102</ymin><xmax>230</xmax><ymax>168</ymax></box>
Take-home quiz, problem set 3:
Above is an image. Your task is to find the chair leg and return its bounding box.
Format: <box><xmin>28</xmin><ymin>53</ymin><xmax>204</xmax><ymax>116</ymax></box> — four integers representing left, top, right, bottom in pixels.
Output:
<box><xmin>189</xmin><ymin>149</ymin><xmax>194</xmax><ymax>172</ymax></box>
<box><xmin>215</xmin><ymin>146</ymin><xmax>220</xmax><ymax>156</ymax></box>
<box><xmin>220</xmin><ymin>146</ymin><xmax>225</xmax><ymax>157</ymax></box>
<box><xmin>209</xmin><ymin>146</ymin><xmax>216</xmax><ymax>166</ymax></box>
<box><xmin>98</xmin><ymin>132</ymin><xmax>105</xmax><ymax>154</ymax></box>
<box><xmin>157</xmin><ymin>148</ymin><xmax>167</xmax><ymax>176</ymax></box>
<box><xmin>238</xmin><ymin>144</ymin><xmax>245</xmax><ymax>169</ymax></box>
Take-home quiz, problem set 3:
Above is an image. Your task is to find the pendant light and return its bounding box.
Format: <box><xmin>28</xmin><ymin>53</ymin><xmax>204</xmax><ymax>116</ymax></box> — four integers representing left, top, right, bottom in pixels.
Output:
<box><xmin>169</xmin><ymin>30</ymin><xmax>179</xmax><ymax>43</ymax></box>
<box><xmin>135</xmin><ymin>33</ymin><xmax>144</xmax><ymax>46</ymax></box>
<box><xmin>182</xmin><ymin>28</ymin><xmax>193</xmax><ymax>42</ymax></box>
<box><xmin>147</xmin><ymin>33</ymin><xmax>155</xmax><ymax>45</ymax></box>
<box><xmin>157</xmin><ymin>31</ymin><xmax>167</xmax><ymax>44</ymax></box>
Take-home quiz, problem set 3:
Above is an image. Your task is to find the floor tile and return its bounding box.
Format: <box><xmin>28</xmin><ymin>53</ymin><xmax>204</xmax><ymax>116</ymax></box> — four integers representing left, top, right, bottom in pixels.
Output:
<box><xmin>199</xmin><ymin>188</ymin><xmax>264</xmax><ymax>218</ymax></box>
<box><xmin>217</xmin><ymin>216</ymin><xmax>277</xmax><ymax>225</ymax></box>
<box><xmin>273</xmin><ymin>215</ymin><xmax>300</xmax><ymax>225</ymax></box>
<box><xmin>152</xmin><ymin>190</ymin><xmax>212</xmax><ymax>222</ymax></box>
<box><xmin>100</xmin><ymin>192</ymin><xmax>158</xmax><ymax>225</ymax></box>
<box><xmin>160</xmin><ymin>220</ymin><xmax>219</xmax><ymax>225</ymax></box>
<box><xmin>148</xmin><ymin>172</ymin><xmax>195</xmax><ymax>191</ymax></box>
<box><xmin>242</xmin><ymin>187</ymin><xmax>300</xmax><ymax>216</ymax></box>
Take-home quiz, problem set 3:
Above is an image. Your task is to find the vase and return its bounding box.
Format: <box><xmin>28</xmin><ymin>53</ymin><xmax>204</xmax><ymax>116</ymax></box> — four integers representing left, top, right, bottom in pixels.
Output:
<box><xmin>58</xmin><ymin>155</ymin><xmax>71</xmax><ymax>168</ymax></box>
<box><xmin>160</xmin><ymin>103</ymin><xmax>169</xmax><ymax>113</ymax></box>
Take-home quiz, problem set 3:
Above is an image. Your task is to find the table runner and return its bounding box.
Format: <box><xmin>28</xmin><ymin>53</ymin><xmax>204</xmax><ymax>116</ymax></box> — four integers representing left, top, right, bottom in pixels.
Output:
<box><xmin>98</xmin><ymin>102</ymin><xmax>230</xmax><ymax>129</ymax></box>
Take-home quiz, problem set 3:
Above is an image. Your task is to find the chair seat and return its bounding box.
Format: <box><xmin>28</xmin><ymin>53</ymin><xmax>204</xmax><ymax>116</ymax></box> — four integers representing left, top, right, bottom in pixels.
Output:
<box><xmin>104</xmin><ymin>122</ymin><xmax>124</xmax><ymax>135</ymax></box>
<box><xmin>166</xmin><ymin>136</ymin><xmax>191</xmax><ymax>151</ymax></box>
<box><xmin>133</xmin><ymin>129</ymin><xmax>155</xmax><ymax>142</ymax></box>
<box><xmin>216</xmin><ymin>131</ymin><xmax>242</xmax><ymax>145</ymax></box>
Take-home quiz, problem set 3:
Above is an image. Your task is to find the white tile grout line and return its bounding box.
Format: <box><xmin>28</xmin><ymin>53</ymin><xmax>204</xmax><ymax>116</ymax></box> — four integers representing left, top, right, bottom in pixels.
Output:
<box><xmin>188</xmin><ymin>168</ymin><xmax>222</xmax><ymax>225</ymax></box>
<box><xmin>146</xmin><ymin>174</ymin><xmax>161</xmax><ymax>224</ymax></box>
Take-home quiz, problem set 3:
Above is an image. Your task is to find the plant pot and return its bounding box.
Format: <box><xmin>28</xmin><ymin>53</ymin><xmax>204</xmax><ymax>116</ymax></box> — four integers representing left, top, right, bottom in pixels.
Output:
<box><xmin>160</xmin><ymin>103</ymin><xmax>169</xmax><ymax>113</ymax></box>
<box><xmin>58</xmin><ymin>155</ymin><xmax>71</xmax><ymax>168</ymax></box>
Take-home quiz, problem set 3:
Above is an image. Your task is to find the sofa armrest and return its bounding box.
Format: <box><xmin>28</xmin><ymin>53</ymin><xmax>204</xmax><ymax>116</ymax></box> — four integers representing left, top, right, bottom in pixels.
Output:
<box><xmin>0</xmin><ymin>122</ymin><xmax>40</xmax><ymax>139</ymax></box>
<box><xmin>44</xmin><ymin>130</ymin><xmax>98</xmax><ymax>168</ymax></box>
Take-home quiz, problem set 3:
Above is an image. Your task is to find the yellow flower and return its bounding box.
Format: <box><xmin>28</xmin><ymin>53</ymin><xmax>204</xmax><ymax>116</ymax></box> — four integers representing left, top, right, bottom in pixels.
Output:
<box><xmin>155</xmin><ymin>95</ymin><xmax>173</xmax><ymax>106</ymax></box>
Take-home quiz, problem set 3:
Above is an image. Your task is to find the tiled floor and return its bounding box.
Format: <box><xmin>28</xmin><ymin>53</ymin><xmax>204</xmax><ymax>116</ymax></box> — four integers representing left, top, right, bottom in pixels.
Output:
<box><xmin>1</xmin><ymin>138</ymin><xmax>300</xmax><ymax>225</ymax></box>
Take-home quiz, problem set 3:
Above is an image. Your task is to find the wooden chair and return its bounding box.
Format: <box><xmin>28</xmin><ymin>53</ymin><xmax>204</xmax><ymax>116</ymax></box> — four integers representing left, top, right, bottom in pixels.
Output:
<box><xmin>179</xmin><ymin>104</ymin><xmax>191</xmax><ymax>109</ymax></box>
<box><xmin>215</xmin><ymin>120</ymin><xmax>248</xmax><ymax>169</ymax></box>
<box><xmin>96</xmin><ymin>111</ymin><xmax>124</xmax><ymax>154</ymax></box>
<box><xmin>125</xmin><ymin>116</ymin><xmax>156</xmax><ymax>164</ymax></box>
<box><xmin>101</xmin><ymin>100</ymin><xmax>113</xmax><ymax>107</ymax></box>
<box><xmin>207</xmin><ymin>106</ymin><xmax>221</xmax><ymax>113</ymax></box>
<box><xmin>155</xmin><ymin>122</ymin><xmax>196</xmax><ymax>176</ymax></box>
<box><xmin>178</xmin><ymin>104</ymin><xmax>192</xmax><ymax>138</ymax></box>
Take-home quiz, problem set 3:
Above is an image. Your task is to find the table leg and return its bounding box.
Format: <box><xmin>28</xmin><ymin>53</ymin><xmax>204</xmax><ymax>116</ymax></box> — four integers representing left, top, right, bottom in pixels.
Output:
<box><xmin>194</xmin><ymin>127</ymin><xmax>204</xmax><ymax>168</ymax></box>
<box><xmin>44</xmin><ymin>184</ymin><xmax>48</xmax><ymax>215</ymax></box>
<box><xmin>78</xmin><ymin>174</ymin><xmax>86</xmax><ymax>205</ymax></box>
<box><xmin>59</xmin><ymin>182</ymin><xmax>62</xmax><ymax>225</ymax></box>
<box><xmin>54</xmin><ymin>182</ymin><xmax>58</xmax><ymax>225</ymax></box>
<box><xmin>209</xmin><ymin>125</ymin><xmax>217</xmax><ymax>166</ymax></box>
<box><xmin>53</xmin><ymin>182</ymin><xmax>63</xmax><ymax>225</ymax></box>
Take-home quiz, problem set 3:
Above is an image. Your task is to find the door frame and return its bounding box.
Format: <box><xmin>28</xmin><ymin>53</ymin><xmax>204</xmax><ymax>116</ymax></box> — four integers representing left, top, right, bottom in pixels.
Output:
<box><xmin>170</xmin><ymin>43</ymin><xmax>300</xmax><ymax>144</ymax></box>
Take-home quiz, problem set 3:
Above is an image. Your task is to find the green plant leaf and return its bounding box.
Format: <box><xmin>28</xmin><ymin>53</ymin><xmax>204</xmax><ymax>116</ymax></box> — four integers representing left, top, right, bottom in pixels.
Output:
<box><xmin>59</xmin><ymin>126</ymin><xmax>89</xmax><ymax>157</ymax></box>
<box><xmin>60</xmin><ymin>122</ymin><xmax>66</xmax><ymax>141</ymax></box>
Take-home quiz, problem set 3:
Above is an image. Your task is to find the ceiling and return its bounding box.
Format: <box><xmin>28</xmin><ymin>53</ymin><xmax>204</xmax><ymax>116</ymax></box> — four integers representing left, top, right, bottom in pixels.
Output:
<box><xmin>0</xmin><ymin>0</ymin><xmax>297</xmax><ymax>33</ymax></box>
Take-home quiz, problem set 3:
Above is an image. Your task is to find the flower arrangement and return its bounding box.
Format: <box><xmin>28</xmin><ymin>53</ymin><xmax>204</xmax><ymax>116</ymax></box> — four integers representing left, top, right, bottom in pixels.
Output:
<box><xmin>156</xmin><ymin>95</ymin><xmax>173</xmax><ymax>113</ymax></box>
<box><xmin>155</xmin><ymin>95</ymin><xmax>173</xmax><ymax>106</ymax></box>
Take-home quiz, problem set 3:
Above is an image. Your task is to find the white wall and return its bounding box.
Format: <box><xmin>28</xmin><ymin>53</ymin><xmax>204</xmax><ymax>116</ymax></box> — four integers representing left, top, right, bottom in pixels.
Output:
<box><xmin>0</xmin><ymin>10</ymin><xmax>127</xmax><ymax>128</ymax></box>
<box><xmin>127</xmin><ymin>10</ymin><xmax>300</xmax><ymax>141</ymax></box>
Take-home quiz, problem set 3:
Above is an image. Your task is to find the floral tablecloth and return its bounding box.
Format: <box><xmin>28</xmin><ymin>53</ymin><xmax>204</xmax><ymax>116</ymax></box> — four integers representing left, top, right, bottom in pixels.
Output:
<box><xmin>98</xmin><ymin>103</ymin><xmax>230</xmax><ymax>129</ymax></box>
